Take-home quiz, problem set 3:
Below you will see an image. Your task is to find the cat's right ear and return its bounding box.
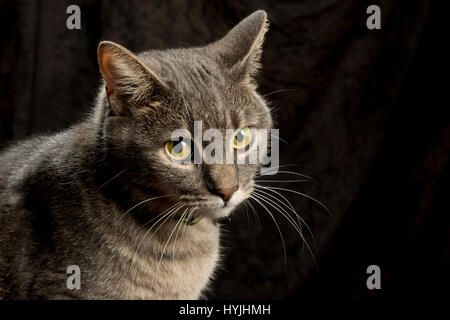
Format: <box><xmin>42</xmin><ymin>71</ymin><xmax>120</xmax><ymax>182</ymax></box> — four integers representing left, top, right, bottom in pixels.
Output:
<box><xmin>208</xmin><ymin>10</ymin><xmax>269</xmax><ymax>88</ymax></box>
<box><xmin>98</xmin><ymin>41</ymin><xmax>168</xmax><ymax>115</ymax></box>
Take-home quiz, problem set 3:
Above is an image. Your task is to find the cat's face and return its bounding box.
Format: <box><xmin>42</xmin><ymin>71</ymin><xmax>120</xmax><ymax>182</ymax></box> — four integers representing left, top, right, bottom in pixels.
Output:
<box><xmin>98</xmin><ymin>11</ymin><xmax>271</xmax><ymax>220</ymax></box>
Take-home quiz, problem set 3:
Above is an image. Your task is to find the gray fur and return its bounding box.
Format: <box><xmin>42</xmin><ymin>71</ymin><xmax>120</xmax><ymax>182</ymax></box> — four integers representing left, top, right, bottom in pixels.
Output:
<box><xmin>0</xmin><ymin>10</ymin><xmax>272</xmax><ymax>299</ymax></box>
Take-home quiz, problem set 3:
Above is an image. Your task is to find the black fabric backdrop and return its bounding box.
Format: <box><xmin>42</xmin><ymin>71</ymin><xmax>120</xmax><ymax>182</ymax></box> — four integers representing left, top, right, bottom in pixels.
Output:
<box><xmin>0</xmin><ymin>0</ymin><xmax>448</xmax><ymax>300</ymax></box>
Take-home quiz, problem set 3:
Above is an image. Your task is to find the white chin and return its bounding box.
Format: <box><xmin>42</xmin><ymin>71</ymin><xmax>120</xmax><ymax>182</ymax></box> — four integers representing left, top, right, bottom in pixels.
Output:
<box><xmin>198</xmin><ymin>188</ymin><xmax>249</xmax><ymax>220</ymax></box>
<box><xmin>200</xmin><ymin>205</ymin><xmax>236</xmax><ymax>220</ymax></box>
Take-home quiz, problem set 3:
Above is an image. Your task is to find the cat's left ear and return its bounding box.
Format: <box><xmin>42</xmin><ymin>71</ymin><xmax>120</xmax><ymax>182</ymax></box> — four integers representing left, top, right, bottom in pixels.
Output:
<box><xmin>98</xmin><ymin>41</ymin><xmax>168</xmax><ymax>115</ymax></box>
<box><xmin>209</xmin><ymin>10</ymin><xmax>269</xmax><ymax>86</ymax></box>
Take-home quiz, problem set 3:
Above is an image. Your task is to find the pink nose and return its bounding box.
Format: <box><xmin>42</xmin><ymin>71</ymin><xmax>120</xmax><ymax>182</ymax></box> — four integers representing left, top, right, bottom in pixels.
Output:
<box><xmin>215</xmin><ymin>187</ymin><xmax>238</xmax><ymax>202</ymax></box>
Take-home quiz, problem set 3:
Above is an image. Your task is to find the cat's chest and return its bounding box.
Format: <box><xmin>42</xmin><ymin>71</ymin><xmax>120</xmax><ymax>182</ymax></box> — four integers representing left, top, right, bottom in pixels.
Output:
<box><xmin>123</xmin><ymin>251</ymin><xmax>219</xmax><ymax>299</ymax></box>
<box><xmin>112</xmin><ymin>223</ymin><xmax>221</xmax><ymax>300</ymax></box>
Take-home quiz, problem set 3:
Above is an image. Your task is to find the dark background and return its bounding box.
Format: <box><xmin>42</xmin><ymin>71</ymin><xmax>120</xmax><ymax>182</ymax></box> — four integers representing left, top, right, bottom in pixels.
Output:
<box><xmin>0</xmin><ymin>0</ymin><xmax>448</xmax><ymax>300</ymax></box>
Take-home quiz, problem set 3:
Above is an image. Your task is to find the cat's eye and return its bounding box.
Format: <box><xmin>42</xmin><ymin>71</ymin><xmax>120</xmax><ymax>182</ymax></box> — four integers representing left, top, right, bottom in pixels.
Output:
<box><xmin>165</xmin><ymin>140</ymin><xmax>192</xmax><ymax>162</ymax></box>
<box><xmin>233</xmin><ymin>127</ymin><xmax>253</xmax><ymax>150</ymax></box>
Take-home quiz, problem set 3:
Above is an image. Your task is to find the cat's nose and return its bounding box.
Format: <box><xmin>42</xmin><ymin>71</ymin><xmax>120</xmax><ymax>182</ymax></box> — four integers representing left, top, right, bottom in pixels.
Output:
<box><xmin>215</xmin><ymin>186</ymin><xmax>238</xmax><ymax>203</ymax></box>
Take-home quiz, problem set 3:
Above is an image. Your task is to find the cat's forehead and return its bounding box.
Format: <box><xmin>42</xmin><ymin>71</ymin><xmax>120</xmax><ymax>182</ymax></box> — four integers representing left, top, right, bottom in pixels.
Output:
<box><xmin>138</xmin><ymin>48</ymin><xmax>225</xmax><ymax>90</ymax></box>
<box><xmin>137</xmin><ymin>49</ymin><xmax>258</xmax><ymax>130</ymax></box>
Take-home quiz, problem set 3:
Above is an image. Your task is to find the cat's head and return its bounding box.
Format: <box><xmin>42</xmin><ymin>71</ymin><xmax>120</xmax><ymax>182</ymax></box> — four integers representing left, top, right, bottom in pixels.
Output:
<box><xmin>97</xmin><ymin>11</ymin><xmax>272</xmax><ymax>221</ymax></box>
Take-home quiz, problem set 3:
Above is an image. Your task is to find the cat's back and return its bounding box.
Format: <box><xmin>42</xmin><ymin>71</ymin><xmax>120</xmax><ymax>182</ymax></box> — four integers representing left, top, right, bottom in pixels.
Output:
<box><xmin>0</xmin><ymin>128</ymin><xmax>93</xmax><ymax>298</ymax></box>
<box><xmin>0</xmin><ymin>129</ymin><xmax>86</xmax><ymax>223</ymax></box>
<box><xmin>0</xmin><ymin>126</ymin><xmax>88</xmax><ymax>192</ymax></box>
<box><xmin>0</xmin><ymin>136</ymin><xmax>48</xmax><ymax>188</ymax></box>
<box><xmin>0</xmin><ymin>136</ymin><xmax>54</xmax><ymax>298</ymax></box>
<box><xmin>0</xmin><ymin>133</ymin><xmax>70</xmax><ymax>226</ymax></box>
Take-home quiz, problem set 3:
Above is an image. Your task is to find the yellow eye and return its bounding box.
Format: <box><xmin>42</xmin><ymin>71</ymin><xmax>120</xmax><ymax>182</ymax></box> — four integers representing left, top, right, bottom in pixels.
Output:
<box><xmin>233</xmin><ymin>127</ymin><xmax>253</xmax><ymax>150</ymax></box>
<box><xmin>165</xmin><ymin>140</ymin><xmax>192</xmax><ymax>161</ymax></box>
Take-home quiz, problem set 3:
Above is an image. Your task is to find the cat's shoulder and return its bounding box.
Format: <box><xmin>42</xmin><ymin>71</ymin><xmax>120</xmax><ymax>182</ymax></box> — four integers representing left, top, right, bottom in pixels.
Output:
<box><xmin>0</xmin><ymin>136</ymin><xmax>48</xmax><ymax>186</ymax></box>
<box><xmin>0</xmin><ymin>129</ymin><xmax>78</xmax><ymax>190</ymax></box>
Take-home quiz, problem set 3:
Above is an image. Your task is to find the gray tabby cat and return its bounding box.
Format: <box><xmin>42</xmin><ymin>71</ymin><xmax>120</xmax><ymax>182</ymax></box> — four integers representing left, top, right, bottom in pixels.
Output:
<box><xmin>0</xmin><ymin>10</ymin><xmax>272</xmax><ymax>299</ymax></box>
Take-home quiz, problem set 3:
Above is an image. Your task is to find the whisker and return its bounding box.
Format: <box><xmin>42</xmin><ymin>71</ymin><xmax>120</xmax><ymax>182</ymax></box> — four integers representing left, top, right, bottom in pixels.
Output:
<box><xmin>115</xmin><ymin>201</ymin><xmax>181</xmax><ymax>245</ymax></box>
<box><xmin>172</xmin><ymin>207</ymin><xmax>191</xmax><ymax>263</ymax></box>
<box><xmin>270</xmin><ymin>134</ymin><xmax>288</xmax><ymax>145</ymax></box>
<box><xmin>131</xmin><ymin>202</ymin><xmax>183</xmax><ymax>263</ymax></box>
<box><xmin>263</xmin><ymin>186</ymin><xmax>330</xmax><ymax>215</ymax></box>
<box><xmin>254</xmin><ymin>179</ymin><xmax>311</xmax><ymax>183</ymax></box>
<box><xmin>261</xmin><ymin>164</ymin><xmax>304</xmax><ymax>169</ymax></box>
<box><xmin>254</xmin><ymin>186</ymin><xmax>302</xmax><ymax>227</ymax></box>
<box><xmin>181</xmin><ymin>208</ymin><xmax>193</xmax><ymax>238</ymax></box>
<box><xmin>245</xmin><ymin>199</ymin><xmax>261</xmax><ymax>233</ymax></box>
<box><xmin>254</xmin><ymin>184</ymin><xmax>317</xmax><ymax>248</ymax></box>
<box><xmin>252</xmin><ymin>191</ymin><xmax>317</xmax><ymax>266</ymax></box>
<box><xmin>252</xmin><ymin>191</ymin><xmax>302</xmax><ymax>236</ymax></box>
<box><xmin>252</xmin><ymin>191</ymin><xmax>316</xmax><ymax>265</ymax></box>
<box><xmin>244</xmin><ymin>201</ymin><xmax>253</xmax><ymax>231</ymax></box>
<box><xmin>143</xmin><ymin>203</ymin><xmax>184</xmax><ymax>244</ymax></box>
<box><xmin>263</xmin><ymin>88</ymin><xmax>296</xmax><ymax>98</ymax></box>
<box><xmin>129</xmin><ymin>171</ymin><xmax>151</xmax><ymax>185</ymax></box>
<box><xmin>257</xmin><ymin>170</ymin><xmax>317</xmax><ymax>183</ymax></box>
<box><xmin>249</xmin><ymin>196</ymin><xmax>287</xmax><ymax>264</ymax></box>
<box><xmin>134</xmin><ymin>202</ymin><xmax>181</xmax><ymax>232</ymax></box>
<box><xmin>156</xmin><ymin>207</ymin><xmax>189</xmax><ymax>274</ymax></box>
<box><xmin>99</xmin><ymin>169</ymin><xmax>127</xmax><ymax>189</ymax></box>
<box><xmin>124</xmin><ymin>193</ymin><xmax>180</xmax><ymax>216</ymax></box>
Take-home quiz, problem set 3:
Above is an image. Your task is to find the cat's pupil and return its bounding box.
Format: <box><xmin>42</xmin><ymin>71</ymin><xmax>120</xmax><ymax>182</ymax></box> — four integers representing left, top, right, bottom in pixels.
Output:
<box><xmin>173</xmin><ymin>141</ymin><xmax>184</xmax><ymax>154</ymax></box>
<box><xmin>236</xmin><ymin>131</ymin><xmax>244</xmax><ymax>143</ymax></box>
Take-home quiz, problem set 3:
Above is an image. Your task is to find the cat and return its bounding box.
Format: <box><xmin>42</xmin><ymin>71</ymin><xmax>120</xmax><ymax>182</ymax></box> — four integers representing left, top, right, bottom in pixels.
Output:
<box><xmin>0</xmin><ymin>10</ymin><xmax>272</xmax><ymax>299</ymax></box>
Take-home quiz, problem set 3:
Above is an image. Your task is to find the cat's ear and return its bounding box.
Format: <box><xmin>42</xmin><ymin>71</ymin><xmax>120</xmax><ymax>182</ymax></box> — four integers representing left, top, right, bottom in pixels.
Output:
<box><xmin>98</xmin><ymin>41</ymin><xmax>168</xmax><ymax>115</ymax></box>
<box><xmin>209</xmin><ymin>10</ymin><xmax>268</xmax><ymax>86</ymax></box>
